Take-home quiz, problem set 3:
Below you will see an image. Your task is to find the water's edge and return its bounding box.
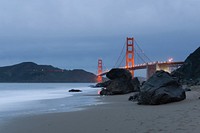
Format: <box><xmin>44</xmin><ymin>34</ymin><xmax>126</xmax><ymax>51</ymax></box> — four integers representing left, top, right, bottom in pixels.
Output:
<box><xmin>0</xmin><ymin>83</ymin><xmax>102</xmax><ymax>124</ymax></box>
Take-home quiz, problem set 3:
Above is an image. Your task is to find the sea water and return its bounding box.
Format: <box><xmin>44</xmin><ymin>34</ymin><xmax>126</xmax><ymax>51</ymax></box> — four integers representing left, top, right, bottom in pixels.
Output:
<box><xmin>0</xmin><ymin>83</ymin><xmax>101</xmax><ymax>123</ymax></box>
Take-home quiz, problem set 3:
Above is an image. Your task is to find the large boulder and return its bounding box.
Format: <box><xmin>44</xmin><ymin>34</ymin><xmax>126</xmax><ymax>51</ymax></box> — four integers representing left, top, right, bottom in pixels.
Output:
<box><xmin>106</xmin><ymin>68</ymin><xmax>132</xmax><ymax>80</ymax></box>
<box><xmin>97</xmin><ymin>68</ymin><xmax>140</xmax><ymax>95</ymax></box>
<box><xmin>106</xmin><ymin>79</ymin><xmax>131</xmax><ymax>94</ymax></box>
<box><xmin>136</xmin><ymin>70</ymin><xmax>186</xmax><ymax>105</ymax></box>
<box><xmin>95</xmin><ymin>80</ymin><xmax>112</xmax><ymax>87</ymax></box>
<box><xmin>172</xmin><ymin>47</ymin><xmax>200</xmax><ymax>85</ymax></box>
<box><xmin>130</xmin><ymin>77</ymin><xmax>140</xmax><ymax>92</ymax></box>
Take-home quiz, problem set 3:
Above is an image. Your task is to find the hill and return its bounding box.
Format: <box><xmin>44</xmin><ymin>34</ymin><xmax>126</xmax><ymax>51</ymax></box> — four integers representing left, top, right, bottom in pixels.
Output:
<box><xmin>172</xmin><ymin>47</ymin><xmax>200</xmax><ymax>85</ymax></box>
<box><xmin>0</xmin><ymin>62</ymin><xmax>97</xmax><ymax>83</ymax></box>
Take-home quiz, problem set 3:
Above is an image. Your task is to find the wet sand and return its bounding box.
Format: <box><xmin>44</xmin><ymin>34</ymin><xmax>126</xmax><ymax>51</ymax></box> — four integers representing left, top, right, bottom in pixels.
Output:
<box><xmin>1</xmin><ymin>87</ymin><xmax>200</xmax><ymax>133</ymax></box>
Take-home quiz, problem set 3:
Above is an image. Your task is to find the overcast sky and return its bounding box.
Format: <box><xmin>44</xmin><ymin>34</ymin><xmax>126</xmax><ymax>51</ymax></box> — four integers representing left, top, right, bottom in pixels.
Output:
<box><xmin>0</xmin><ymin>0</ymin><xmax>200</xmax><ymax>75</ymax></box>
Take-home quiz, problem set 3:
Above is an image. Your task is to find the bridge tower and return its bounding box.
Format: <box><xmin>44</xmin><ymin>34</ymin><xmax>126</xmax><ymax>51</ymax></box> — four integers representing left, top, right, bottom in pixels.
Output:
<box><xmin>97</xmin><ymin>59</ymin><xmax>103</xmax><ymax>83</ymax></box>
<box><xmin>126</xmin><ymin>37</ymin><xmax>135</xmax><ymax>76</ymax></box>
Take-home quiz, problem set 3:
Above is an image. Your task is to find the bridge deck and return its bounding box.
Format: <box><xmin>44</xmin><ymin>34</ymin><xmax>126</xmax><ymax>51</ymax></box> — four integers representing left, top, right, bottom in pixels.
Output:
<box><xmin>98</xmin><ymin>61</ymin><xmax>184</xmax><ymax>76</ymax></box>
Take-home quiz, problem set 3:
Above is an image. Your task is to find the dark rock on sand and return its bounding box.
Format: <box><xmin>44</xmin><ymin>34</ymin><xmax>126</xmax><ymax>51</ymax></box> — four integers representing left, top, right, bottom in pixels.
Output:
<box><xmin>69</xmin><ymin>89</ymin><xmax>82</xmax><ymax>92</ymax></box>
<box><xmin>172</xmin><ymin>47</ymin><xmax>200</xmax><ymax>85</ymax></box>
<box><xmin>105</xmin><ymin>79</ymin><xmax>131</xmax><ymax>95</ymax></box>
<box><xmin>130</xmin><ymin>77</ymin><xmax>140</xmax><ymax>92</ymax></box>
<box><xmin>128</xmin><ymin>92</ymin><xmax>139</xmax><ymax>101</ymax></box>
<box><xmin>135</xmin><ymin>70</ymin><xmax>186</xmax><ymax>105</ymax></box>
<box><xmin>98</xmin><ymin>68</ymin><xmax>140</xmax><ymax>95</ymax></box>
<box><xmin>184</xmin><ymin>88</ymin><xmax>191</xmax><ymax>91</ymax></box>
<box><xmin>99</xmin><ymin>89</ymin><xmax>112</xmax><ymax>95</ymax></box>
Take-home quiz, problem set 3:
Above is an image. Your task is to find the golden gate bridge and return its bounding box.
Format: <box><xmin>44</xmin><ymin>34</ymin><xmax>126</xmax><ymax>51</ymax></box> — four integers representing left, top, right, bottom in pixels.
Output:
<box><xmin>97</xmin><ymin>37</ymin><xmax>184</xmax><ymax>83</ymax></box>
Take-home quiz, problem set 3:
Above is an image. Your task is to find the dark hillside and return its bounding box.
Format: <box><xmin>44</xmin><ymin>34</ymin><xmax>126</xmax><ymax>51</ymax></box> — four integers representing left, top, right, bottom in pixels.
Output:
<box><xmin>172</xmin><ymin>47</ymin><xmax>200</xmax><ymax>85</ymax></box>
<box><xmin>0</xmin><ymin>62</ymin><xmax>97</xmax><ymax>83</ymax></box>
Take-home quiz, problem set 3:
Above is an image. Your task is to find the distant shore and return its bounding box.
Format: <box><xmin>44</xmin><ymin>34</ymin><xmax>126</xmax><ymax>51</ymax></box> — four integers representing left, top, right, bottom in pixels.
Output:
<box><xmin>1</xmin><ymin>86</ymin><xmax>200</xmax><ymax>133</ymax></box>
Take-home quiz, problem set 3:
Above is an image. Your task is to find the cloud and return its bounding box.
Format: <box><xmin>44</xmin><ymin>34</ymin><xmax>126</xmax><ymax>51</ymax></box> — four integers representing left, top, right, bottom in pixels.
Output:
<box><xmin>0</xmin><ymin>0</ymin><xmax>200</xmax><ymax>74</ymax></box>
<box><xmin>1</xmin><ymin>0</ymin><xmax>199</xmax><ymax>37</ymax></box>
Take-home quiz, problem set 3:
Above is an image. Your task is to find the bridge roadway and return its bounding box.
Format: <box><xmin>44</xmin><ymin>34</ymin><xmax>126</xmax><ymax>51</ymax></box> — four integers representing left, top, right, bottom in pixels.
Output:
<box><xmin>98</xmin><ymin>61</ymin><xmax>184</xmax><ymax>78</ymax></box>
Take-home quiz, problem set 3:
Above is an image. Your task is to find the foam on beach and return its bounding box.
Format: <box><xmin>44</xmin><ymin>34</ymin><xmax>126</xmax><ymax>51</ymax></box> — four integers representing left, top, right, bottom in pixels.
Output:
<box><xmin>0</xmin><ymin>83</ymin><xmax>99</xmax><ymax>121</ymax></box>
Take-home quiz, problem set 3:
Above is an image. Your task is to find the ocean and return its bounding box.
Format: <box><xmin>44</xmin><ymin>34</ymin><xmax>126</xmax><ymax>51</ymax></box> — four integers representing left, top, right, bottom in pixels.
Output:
<box><xmin>0</xmin><ymin>83</ymin><xmax>101</xmax><ymax>123</ymax></box>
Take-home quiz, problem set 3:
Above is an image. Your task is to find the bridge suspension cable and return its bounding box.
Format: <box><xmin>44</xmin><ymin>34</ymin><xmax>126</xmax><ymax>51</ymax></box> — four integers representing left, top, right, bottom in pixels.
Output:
<box><xmin>118</xmin><ymin>54</ymin><xmax>126</xmax><ymax>68</ymax></box>
<box><xmin>102</xmin><ymin>64</ymin><xmax>108</xmax><ymax>72</ymax></box>
<box><xmin>135</xmin><ymin>49</ymin><xmax>147</xmax><ymax>64</ymax></box>
<box><xmin>134</xmin><ymin>39</ymin><xmax>152</xmax><ymax>63</ymax></box>
<box><xmin>113</xmin><ymin>42</ymin><xmax>126</xmax><ymax>68</ymax></box>
<box><xmin>113</xmin><ymin>38</ymin><xmax>152</xmax><ymax>68</ymax></box>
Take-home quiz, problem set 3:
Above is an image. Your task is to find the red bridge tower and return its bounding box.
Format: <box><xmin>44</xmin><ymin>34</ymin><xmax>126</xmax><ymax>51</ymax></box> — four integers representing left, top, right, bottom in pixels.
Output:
<box><xmin>97</xmin><ymin>59</ymin><xmax>103</xmax><ymax>83</ymax></box>
<box><xmin>126</xmin><ymin>37</ymin><xmax>135</xmax><ymax>76</ymax></box>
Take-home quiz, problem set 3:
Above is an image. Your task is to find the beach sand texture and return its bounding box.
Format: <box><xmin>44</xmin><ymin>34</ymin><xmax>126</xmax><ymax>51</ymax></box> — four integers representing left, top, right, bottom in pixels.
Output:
<box><xmin>0</xmin><ymin>86</ymin><xmax>200</xmax><ymax>133</ymax></box>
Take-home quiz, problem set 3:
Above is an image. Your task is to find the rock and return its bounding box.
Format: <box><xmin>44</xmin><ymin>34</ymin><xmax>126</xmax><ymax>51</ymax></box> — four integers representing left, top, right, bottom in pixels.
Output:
<box><xmin>99</xmin><ymin>79</ymin><xmax>131</xmax><ymax>95</ymax></box>
<box><xmin>128</xmin><ymin>92</ymin><xmax>139</xmax><ymax>101</ymax></box>
<box><xmin>172</xmin><ymin>47</ymin><xmax>200</xmax><ymax>85</ymax></box>
<box><xmin>196</xmin><ymin>79</ymin><xmax>200</xmax><ymax>85</ymax></box>
<box><xmin>130</xmin><ymin>77</ymin><xmax>140</xmax><ymax>92</ymax></box>
<box><xmin>184</xmin><ymin>88</ymin><xmax>191</xmax><ymax>91</ymax></box>
<box><xmin>106</xmin><ymin>68</ymin><xmax>132</xmax><ymax>80</ymax></box>
<box><xmin>136</xmin><ymin>70</ymin><xmax>186</xmax><ymax>105</ymax></box>
<box><xmin>98</xmin><ymin>69</ymin><xmax>140</xmax><ymax>95</ymax></box>
<box><xmin>95</xmin><ymin>80</ymin><xmax>112</xmax><ymax>87</ymax></box>
<box><xmin>128</xmin><ymin>96</ymin><xmax>134</xmax><ymax>101</ymax></box>
<box><xmin>105</xmin><ymin>79</ymin><xmax>131</xmax><ymax>95</ymax></box>
<box><xmin>99</xmin><ymin>89</ymin><xmax>112</xmax><ymax>95</ymax></box>
<box><xmin>88</xmin><ymin>85</ymin><xmax>96</xmax><ymax>88</ymax></box>
<box><xmin>69</xmin><ymin>89</ymin><xmax>82</xmax><ymax>92</ymax></box>
<box><xmin>182</xmin><ymin>85</ymin><xmax>191</xmax><ymax>91</ymax></box>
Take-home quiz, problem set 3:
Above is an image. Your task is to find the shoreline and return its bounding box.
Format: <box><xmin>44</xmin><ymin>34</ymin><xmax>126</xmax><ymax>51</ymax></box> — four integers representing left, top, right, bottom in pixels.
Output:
<box><xmin>1</xmin><ymin>89</ymin><xmax>200</xmax><ymax>133</ymax></box>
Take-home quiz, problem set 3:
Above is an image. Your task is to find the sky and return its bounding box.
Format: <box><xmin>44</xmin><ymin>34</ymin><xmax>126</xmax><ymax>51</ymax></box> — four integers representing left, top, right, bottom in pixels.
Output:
<box><xmin>0</xmin><ymin>0</ymin><xmax>200</xmax><ymax>75</ymax></box>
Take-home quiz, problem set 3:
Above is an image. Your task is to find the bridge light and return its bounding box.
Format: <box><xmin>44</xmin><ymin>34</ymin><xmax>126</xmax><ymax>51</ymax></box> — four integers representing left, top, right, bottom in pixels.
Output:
<box><xmin>168</xmin><ymin>58</ymin><xmax>173</xmax><ymax>62</ymax></box>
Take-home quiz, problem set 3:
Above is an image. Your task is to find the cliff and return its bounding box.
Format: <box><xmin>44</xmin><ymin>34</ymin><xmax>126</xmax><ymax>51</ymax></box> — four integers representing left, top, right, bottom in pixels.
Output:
<box><xmin>172</xmin><ymin>47</ymin><xmax>200</xmax><ymax>85</ymax></box>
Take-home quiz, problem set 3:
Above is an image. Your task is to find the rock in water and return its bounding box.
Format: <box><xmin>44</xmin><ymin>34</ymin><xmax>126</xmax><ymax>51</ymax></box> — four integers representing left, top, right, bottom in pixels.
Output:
<box><xmin>69</xmin><ymin>89</ymin><xmax>82</xmax><ymax>92</ymax></box>
<box><xmin>137</xmin><ymin>70</ymin><xmax>186</xmax><ymax>105</ymax></box>
<box><xmin>172</xmin><ymin>47</ymin><xmax>200</xmax><ymax>85</ymax></box>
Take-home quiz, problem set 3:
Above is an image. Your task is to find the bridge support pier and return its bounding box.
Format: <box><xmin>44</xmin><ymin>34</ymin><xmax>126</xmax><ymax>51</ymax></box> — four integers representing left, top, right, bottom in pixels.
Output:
<box><xmin>157</xmin><ymin>65</ymin><xmax>170</xmax><ymax>73</ymax></box>
<box><xmin>146</xmin><ymin>62</ymin><xmax>179</xmax><ymax>79</ymax></box>
<box><xmin>146</xmin><ymin>62</ymin><xmax>159</xmax><ymax>79</ymax></box>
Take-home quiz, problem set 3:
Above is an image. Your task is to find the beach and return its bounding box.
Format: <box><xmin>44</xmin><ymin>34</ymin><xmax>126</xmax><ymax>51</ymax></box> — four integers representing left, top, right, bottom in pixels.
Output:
<box><xmin>0</xmin><ymin>86</ymin><xmax>200</xmax><ymax>133</ymax></box>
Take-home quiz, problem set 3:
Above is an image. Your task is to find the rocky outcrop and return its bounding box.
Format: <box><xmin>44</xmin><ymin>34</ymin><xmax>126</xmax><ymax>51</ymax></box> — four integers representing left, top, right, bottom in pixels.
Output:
<box><xmin>97</xmin><ymin>68</ymin><xmax>140</xmax><ymax>95</ymax></box>
<box><xmin>172</xmin><ymin>47</ymin><xmax>200</xmax><ymax>85</ymax></box>
<box><xmin>132</xmin><ymin>70</ymin><xmax>186</xmax><ymax>105</ymax></box>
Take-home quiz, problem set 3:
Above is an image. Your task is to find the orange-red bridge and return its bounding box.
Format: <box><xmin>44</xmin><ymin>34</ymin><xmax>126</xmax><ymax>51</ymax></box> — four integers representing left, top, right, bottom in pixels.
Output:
<box><xmin>97</xmin><ymin>37</ymin><xmax>184</xmax><ymax>83</ymax></box>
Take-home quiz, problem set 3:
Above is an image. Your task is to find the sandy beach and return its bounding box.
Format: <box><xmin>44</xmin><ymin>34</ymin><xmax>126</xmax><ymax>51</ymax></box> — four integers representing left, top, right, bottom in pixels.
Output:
<box><xmin>0</xmin><ymin>86</ymin><xmax>200</xmax><ymax>133</ymax></box>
